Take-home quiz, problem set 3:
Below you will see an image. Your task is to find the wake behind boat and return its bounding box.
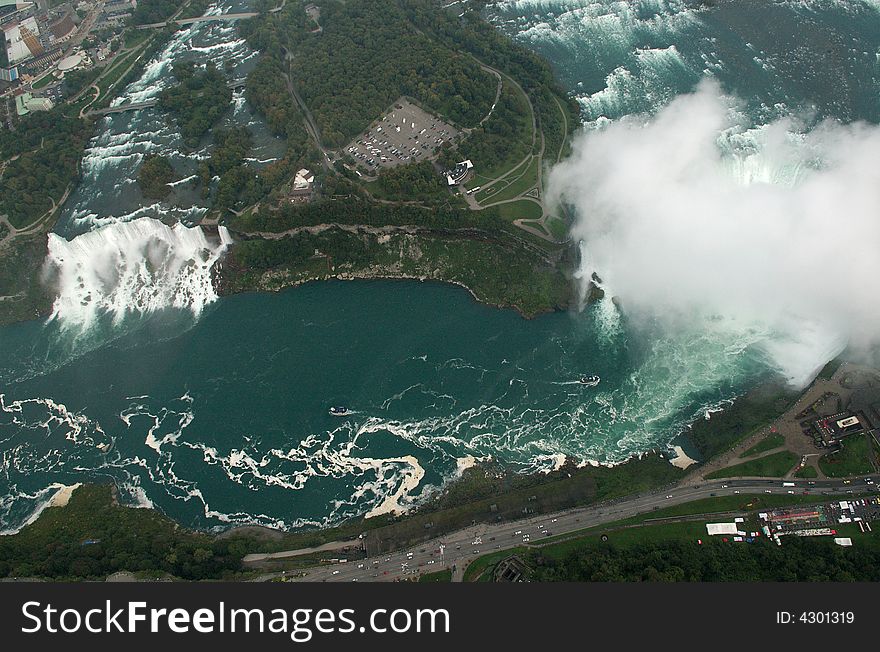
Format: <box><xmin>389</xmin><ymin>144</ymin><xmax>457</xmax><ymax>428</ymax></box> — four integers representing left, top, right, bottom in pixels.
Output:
<box><xmin>579</xmin><ymin>375</ymin><xmax>600</xmax><ymax>387</ymax></box>
<box><xmin>329</xmin><ymin>406</ymin><xmax>352</xmax><ymax>416</ymax></box>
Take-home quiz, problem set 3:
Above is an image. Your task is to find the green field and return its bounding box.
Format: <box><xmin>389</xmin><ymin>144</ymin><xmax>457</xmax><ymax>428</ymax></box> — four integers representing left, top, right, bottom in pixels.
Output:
<box><xmin>32</xmin><ymin>74</ymin><xmax>55</xmax><ymax>90</ymax></box>
<box><xmin>476</xmin><ymin>156</ymin><xmax>539</xmax><ymax>205</ymax></box>
<box><xmin>819</xmin><ymin>434</ymin><xmax>877</xmax><ymax>477</ymax></box>
<box><xmin>494</xmin><ymin>200</ymin><xmax>543</xmax><ymax>221</ymax></box>
<box><xmin>418</xmin><ymin>568</ymin><xmax>452</xmax><ymax>582</ymax></box>
<box><xmin>463</xmin><ymin>547</ymin><xmax>527</xmax><ymax>582</ymax></box>
<box><xmin>705</xmin><ymin>450</ymin><xmax>799</xmax><ymax>479</ymax></box>
<box><xmin>795</xmin><ymin>465</ymin><xmax>818</xmax><ymax>479</ymax></box>
<box><xmin>544</xmin><ymin>216</ymin><xmax>569</xmax><ymax>240</ymax></box>
<box><xmin>742</xmin><ymin>433</ymin><xmax>785</xmax><ymax>457</ymax></box>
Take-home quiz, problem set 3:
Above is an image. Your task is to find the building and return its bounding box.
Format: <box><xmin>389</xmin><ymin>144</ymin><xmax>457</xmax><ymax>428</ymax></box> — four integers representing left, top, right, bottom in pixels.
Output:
<box><xmin>0</xmin><ymin>64</ymin><xmax>17</xmax><ymax>81</ymax></box>
<box><xmin>48</xmin><ymin>13</ymin><xmax>77</xmax><ymax>44</ymax></box>
<box><xmin>14</xmin><ymin>90</ymin><xmax>53</xmax><ymax>114</ymax></box>
<box><xmin>444</xmin><ymin>159</ymin><xmax>473</xmax><ymax>186</ymax></box>
<box><xmin>0</xmin><ymin>0</ymin><xmax>35</xmax><ymax>12</ymax></box>
<box><xmin>3</xmin><ymin>16</ymin><xmax>42</xmax><ymax>65</ymax></box>
<box><xmin>814</xmin><ymin>412</ymin><xmax>865</xmax><ymax>447</ymax></box>
<box><xmin>293</xmin><ymin>168</ymin><xmax>314</xmax><ymax>193</ymax></box>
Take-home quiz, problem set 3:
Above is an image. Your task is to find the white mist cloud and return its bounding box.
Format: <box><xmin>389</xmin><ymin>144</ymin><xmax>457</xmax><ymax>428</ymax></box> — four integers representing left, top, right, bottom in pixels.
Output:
<box><xmin>548</xmin><ymin>80</ymin><xmax>880</xmax><ymax>386</ymax></box>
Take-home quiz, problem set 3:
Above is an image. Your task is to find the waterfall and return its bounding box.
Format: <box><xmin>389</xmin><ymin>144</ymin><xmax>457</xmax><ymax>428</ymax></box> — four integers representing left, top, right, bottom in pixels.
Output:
<box><xmin>45</xmin><ymin>217</ymin><xmax>232</xmax><ymax>329</ymax></box>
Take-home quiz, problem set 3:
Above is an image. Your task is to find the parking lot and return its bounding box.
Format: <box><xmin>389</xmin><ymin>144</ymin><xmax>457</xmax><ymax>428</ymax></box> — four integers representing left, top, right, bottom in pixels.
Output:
<box><xmin>344</xmin><ymin>97</ymin><xmax>459</xmax><ymax>172</ymax></box>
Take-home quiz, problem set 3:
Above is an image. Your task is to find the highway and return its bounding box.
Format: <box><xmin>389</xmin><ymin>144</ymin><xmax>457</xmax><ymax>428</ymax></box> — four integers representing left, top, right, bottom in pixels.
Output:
<box><xmin>277</xmin><ymin>475</ymin><xmax>879</xmax><ymax>582</ymax></box>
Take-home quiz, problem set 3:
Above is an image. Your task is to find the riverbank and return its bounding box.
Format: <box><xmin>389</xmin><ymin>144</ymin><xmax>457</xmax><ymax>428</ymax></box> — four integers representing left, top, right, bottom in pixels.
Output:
<box><xmin>219</xmin><ymin>226</ymin><xmax>574</xmax><ymax>318</ymax></box>
<box><xmin>0</xmin><ymin>451</ymin><xmax>683</xmax><ymax>580</ymax></box>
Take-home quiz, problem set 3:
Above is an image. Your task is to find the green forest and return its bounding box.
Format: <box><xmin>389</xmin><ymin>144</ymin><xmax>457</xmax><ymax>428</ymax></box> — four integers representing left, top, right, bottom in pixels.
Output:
<box><xmin>138</xmin><ymin>154</ymin><xmax>177</xmax><ymax>199</ymax></box>
<box><xmin>528</xmin><ymin>536</ymin><xmax>880</xmax><ymax>581</ymax></box>
<box><xmin>159</xmin><ymin>62</ymin><xmax>233</xmax><ymax>149</ymax></box>
<box><xmin>0</xmin><ymin>485</ymin><xmax>250</xmax><ymax>580</ymax></box>
<box><xmin>375</xmin><ymin>160</ymin><xmax>448</xmax><ymax>200</ymax></box>
<box><xmin>0</xmin><ymin>110</ymin><xmax>92</xmax><ymax>228</ymax></box>
<box><xmin>240</xmin><ymin>0</ymin><xmax>498</xmax><ymax>147</ymax></box>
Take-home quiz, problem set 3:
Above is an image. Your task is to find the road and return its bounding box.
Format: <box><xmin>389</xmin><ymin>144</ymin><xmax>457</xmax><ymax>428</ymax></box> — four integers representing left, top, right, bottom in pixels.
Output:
<box><xmin>276</xmin><ymin>475</ymin><xmax>879</xmax><ymax>582</ymax></box>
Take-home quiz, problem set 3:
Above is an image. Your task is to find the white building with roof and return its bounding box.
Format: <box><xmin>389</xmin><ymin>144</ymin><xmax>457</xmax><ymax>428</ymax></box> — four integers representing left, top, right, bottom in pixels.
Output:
<box><xmin>293</xmin><ymin>168</ymin><xmax>314</xmax><ymax>193</ymax></box>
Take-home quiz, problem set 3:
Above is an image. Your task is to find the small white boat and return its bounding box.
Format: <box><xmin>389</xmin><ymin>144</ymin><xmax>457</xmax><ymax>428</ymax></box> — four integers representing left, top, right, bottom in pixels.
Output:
<box><xmin>329</xmin><ymin>406</ymin><xmax>351</xmax><ymax>416</ymax></box>
<box><xmin>579</xmin><ymin>375</ymin><xmax>600</xmax><ymax>387</ymax></box>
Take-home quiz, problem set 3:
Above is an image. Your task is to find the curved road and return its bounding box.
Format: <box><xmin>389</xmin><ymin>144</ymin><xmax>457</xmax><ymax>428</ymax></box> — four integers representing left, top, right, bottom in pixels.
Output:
<box><xmin>274</xmin><ymin>475</ymin><xmax>879</xmax><ymax>582</ymax></box>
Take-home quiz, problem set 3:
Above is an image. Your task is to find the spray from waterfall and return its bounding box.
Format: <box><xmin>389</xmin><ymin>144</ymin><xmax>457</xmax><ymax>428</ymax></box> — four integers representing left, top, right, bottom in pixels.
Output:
<box><xmin>549</xmin><ymin>80</ymin><xmax>880</xmax><ymax>387</ymax></box>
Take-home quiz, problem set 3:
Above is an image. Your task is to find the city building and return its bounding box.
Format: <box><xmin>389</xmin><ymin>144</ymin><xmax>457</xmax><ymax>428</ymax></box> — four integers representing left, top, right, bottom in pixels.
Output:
<box><xmin>3</xmin><ymin>16</ymin><xmax>43</xmax><ymax>65</ymax></box>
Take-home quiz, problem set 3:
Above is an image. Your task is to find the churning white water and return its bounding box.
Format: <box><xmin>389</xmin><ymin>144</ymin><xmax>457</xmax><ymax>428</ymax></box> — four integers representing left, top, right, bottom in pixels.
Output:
<box><xmin>45</xmin><ymin>218</ymin><xmax>232</xmax><ymax>329</ymax></box>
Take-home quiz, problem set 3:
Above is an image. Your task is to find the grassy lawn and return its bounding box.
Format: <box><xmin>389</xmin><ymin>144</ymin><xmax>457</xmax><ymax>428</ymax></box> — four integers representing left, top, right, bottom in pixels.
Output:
<box><xmin>544</xmin><ymin>216</ymin><xmax>569</xmax><ymax>240</ymax></box>
<box><xmin>705</xmin><ymin>450</ymin><xmax>799</xmax><ymax>479</ymax></box>
<box><xmin>463</xmin><ymin>547</ymin><xmax>527</xmax><ymax>582</ymax></box>
<box><xmin>32</xmin><ymin>74</ymin><xmax>55</xmax><ymax>89</ymax></box>
<box><xmin>494</xmin><ymin>199</ymin><xmax>543</xmax><ymax>221</ymax></box>
<box><xmin>418</xmin><ymin>568</ymin><xmax>452</xmax><ymax>582</ymax></box>
<box><xmin>742</xmin><ymin>433</ymin><xmax>785</xmax><ymax>457</ymax></box>
<box><xmin>795</xmin><ymin>465</ymin><xmax>818</xmax><ymax>479</ymax></box>
<box><xmin>477</xmin><ymin>156</ymin><xmax>539</xmax><ymax>205</ymax></box>
<box><xmin>819</xmin><ymin>434</ymin><xmax>876</xmax><ymax>478</ymax></box>
<box><xmin>124</xmin><ymin>29</ymin><xmax>152</xmax><ymax>49</ymax></box>
<box><xmin>468</xmin><ymin>156</ymin><xmax>529</xmax><ymax>194</ymax></box>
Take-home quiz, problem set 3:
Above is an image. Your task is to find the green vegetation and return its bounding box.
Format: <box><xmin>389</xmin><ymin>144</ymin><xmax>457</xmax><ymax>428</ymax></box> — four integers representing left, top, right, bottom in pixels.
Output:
<box><xmin>526</xmin><ymin>527</ymin><xmax>880</xmax><ymax>581</ymax></box>
<box><xmin>159</xmin><ymin>62</ymin><xmax>233</xmax><ymax>149</ymax></box>
<box><xmin>454</xmin><ymin>81</ymin><xmax>532</xmax><ymax>179</ymax></box>
<box><xmin>62</xmin><ymin>67</ymin><xmax>101</xmax><ymax>97</ymax></box>
<box><xmin>817</xmin><ymin>357</ymin><xmax>844</xmax><ymax>380</ymax></box>
<box><xmin>418</xmin><ymin>568</ymin><xmax>452</xmax><ymax>582</ymax></box>
<box><xmin>819</xmin><ymin>434</ymin><xmax>877</xmax><ymax>478</ymax></box>
<box><xmin>32</xmin><ymin>74</ymin><xmax>55</xmax><ymax>90</ymax></box>
<box><xmin>742</xmin><ymin>432</ymin><xmax>785</xmax><ymax>457</ymax></box>
<box><xmin>686</xmin><ymin>382</ymin><xmax>799</xmax><ymax>461</ymax></box>
<box><xmin>374</xmin><ymin>161</ymin><xmax>448</xmax><ymax>201</ymax></box>
<box><xmin>466</xmin><ymin>492</ymin><xmax>880</xmax><ymax>581</ymax></box>
<box><xmin>795</xmin><ymin>465</ymin><xmax>818</xmax><ymax>479</ymax></box>
<box><xmin>0</xmin><ymin>110</ymin><xmax>91</xmax><ymax>228</ymax></box>
<box><xmin>0</xmin><ymin>485</ymin><xmax>249</xmax><ymax>580</ymax></box>
<box><xmin>494</xmin><ymin>200</ymin><xmax>543</xmax><ymax>222</ymax></box>
<box><xmin>0</xmin><ymin>236</ymin><xmax>54</xmax><ymax>325</ymax></box>
<box><xmin>196</xmin><ymin>126</ymin><xmax>285</xmax><ymax>210</ymax></box>
<box><xmin>242</xmin><ymin>0</ymin><xmax>497</xmax><ymax>147</ymax></box>
<box><xmin>463</xmin><ymin>548</ymin><xmax>527</xmax><ymax>582</ymax></box>
<box><xmin>231</xmin><ymin>195</ymin><xmax>501</xmax><ymax>233</ymax></box>
<box><xmin>222</xmin><ymin>227</ymin><xmax>570</xmax><ymax>318</ymax></box>
<box><xmin>476</xmin><ymin>157</ymin><xmax>540</xmax><ymax>206</ymax></box>
<box><xmin>137</xmin><ymin>154</ymin><xmax>177</xmax><ymax>199</ymax></box>
<box><xmin>706</xmin><ymin>450</ymin><xmax>799</xmax><ymax>479</ymax></box>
